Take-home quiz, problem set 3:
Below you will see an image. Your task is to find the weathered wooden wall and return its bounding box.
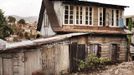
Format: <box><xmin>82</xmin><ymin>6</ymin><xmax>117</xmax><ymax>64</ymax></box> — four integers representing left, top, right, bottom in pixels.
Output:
<box><xmin>0</xmin><ymin>49</ymin><xmax>42</xmax><ymax>75</ymax></box>
<box><xmin>42</xmin><ymin>44</ymin><xmax>69</xmax><ymax>75</ymax></box>
<box><xmin>0</xmin><ymin>35</ymin><xmax>128</xmax><ymax>75</ymax></box>
<box><xmin>70</xmin><ymin>35</ymin><xmax>127</xmax><ymax>61</ymax></box>
<box><xmin>87</xmin><ymin>35</ymin><xmax>127</xmax><ymax>61</ymax></box>
<box><xmin>0</xmin><ymin>42</ymin><xmax>70</xmax><ymax>75</ymax></box>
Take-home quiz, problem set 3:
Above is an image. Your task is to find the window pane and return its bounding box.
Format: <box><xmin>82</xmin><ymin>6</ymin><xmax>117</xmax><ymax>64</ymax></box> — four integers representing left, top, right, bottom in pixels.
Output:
<box><xmin>65</xmin><ymin>10</ymin><xmax>68</xmax><ymax>14</ymax></box>
<box><xmin>70</xmin><ymin>16</ymin><xmax>73</xmax><ymax>19</ymax></box>
<box><xmin>86</xmin><ymin>21</ymin><xmax>88</xmax><ymax>24</ymax></box>
<box><xmin>70</xmin><ymin>11</ymin><xmax>73</xmax><ymax>14</ymax></box>
<box><xmin>70</xmin><ymin>6</ymin><xmax>73</xmax><ymax>10</ymax></box>
<box><xmin>65</xmin><ymin>20</ymin><xmax>68</xmax><ymax>24</ymax></box>
<box><xmin>70</xmin><ymin>20</ymin><xmax>73</xmax><ymax>24</ymax></box>
<box><xmin>65</xmin><ymin>6</ymin><xmax>68</xmax><ymax>9</ymax></box>
<box><xmin>112</xmin><ymin>10</ymin><xmax>114</xmax><ymax>26</ymax></box>
<box><xmin>89</xmin><ymin>44</ymin><xmax>101</xmax><ymax>57</ymax></box>
<box><xmin>65</xmin><ymin>15</ymin><xmax>68</xmax><ymax>19</ymax></box>
<box><xmin>64</xmin><ymin>5</ymin><xmax>74</xmax><ymax>24</ymax></box>
<box><xmin>116</xmin><ymin>10</ymin><xmax>119</xmax><ymax>26</ymax></box>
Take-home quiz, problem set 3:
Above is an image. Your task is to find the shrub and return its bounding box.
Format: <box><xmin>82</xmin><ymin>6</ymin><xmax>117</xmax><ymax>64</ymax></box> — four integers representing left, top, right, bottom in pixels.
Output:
<box><xmin>78</xmin><ymin>54</ymin><xmax>111</xmax><ymax>71</ymax></box>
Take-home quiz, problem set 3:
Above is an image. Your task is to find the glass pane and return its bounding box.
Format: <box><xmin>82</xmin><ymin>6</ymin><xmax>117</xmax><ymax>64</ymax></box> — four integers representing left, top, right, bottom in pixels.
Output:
<box><xmin>70</xmin><ymin>6</ymin><xmax>73</xmax><ymax>10</ymax></box>
<box><xmin>65</xmin><ymin>15</ymin><xmax>68</xmax><ymax>19</ymax></box>
<box><xmin>65</xmin><ymin>10</ymin><xmax>68</xmax><ymax>14</ymax></box>
<box><xmin>70</xmin><ymin>20</ymin><xmax>73</xmax><ymax>24</ymax></box>
<box><xmin>86</xmin><ymin>21</ymin><xmax>88</xmax><ymax>24</ymax></box>
<box><xmin>70</xmin><ymin>11</ymin><xmax>73</xmax><ymax>14</ymax></box>
<box><xmin>90</xmin><ymin>8</ymin><xmax>92</xmax><ymax>11</ymax></box>
<box><xmin>80</xmin><ymin>21</ymin><xmax>82</xmax><ymax>24</ymax></box>
<box><xmin>65</xmin><ymin>6</ymin><xmax>68</xmax><ymax>9</ymax></box>
<box><xmin>65</xmin><ymin>20</ymin><xmax>68</xmax><ymax>24</ymax></box>
<box><xmin>70</xmin><ymin>16</ymin><xmax>73</xmax><ymax>19</ymax></box>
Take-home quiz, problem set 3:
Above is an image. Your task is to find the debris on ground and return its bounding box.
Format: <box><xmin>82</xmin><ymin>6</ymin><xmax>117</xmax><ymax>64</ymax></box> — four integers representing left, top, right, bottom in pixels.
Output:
<box><xmin>70</xmin><ymin>62</ymin><xmax>134</xmax><ymax>75</ymax></box>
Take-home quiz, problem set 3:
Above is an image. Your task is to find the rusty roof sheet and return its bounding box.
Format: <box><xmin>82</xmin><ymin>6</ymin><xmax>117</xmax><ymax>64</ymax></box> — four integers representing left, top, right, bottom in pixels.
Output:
<box><xmin>0</xmin><ymin>33</ymin><xmax>89</xmax><ymax>51</ymax></box>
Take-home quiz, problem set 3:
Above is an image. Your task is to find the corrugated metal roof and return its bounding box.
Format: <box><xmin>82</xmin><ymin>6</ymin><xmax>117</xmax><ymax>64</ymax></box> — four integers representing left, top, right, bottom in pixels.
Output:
<box><xmin>0</xmin><ymin>33</ymin><xmax>89</xmax><ymax>51</ymax></box>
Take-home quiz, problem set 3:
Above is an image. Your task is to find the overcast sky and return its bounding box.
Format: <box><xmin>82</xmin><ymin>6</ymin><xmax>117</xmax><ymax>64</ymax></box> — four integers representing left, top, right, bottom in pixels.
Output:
<box><xmin>0</xmin><ymin>0</ymin><xmax>134</xmax><ymax>17</ymax></box>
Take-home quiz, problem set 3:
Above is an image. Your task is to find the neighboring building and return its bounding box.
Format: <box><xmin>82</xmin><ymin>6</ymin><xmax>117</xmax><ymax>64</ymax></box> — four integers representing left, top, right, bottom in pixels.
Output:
<box><xmin>124</xmin><ymin>15</ymin><xmax>134</xmax><ymax>60</ymax></box>
<box><xmin>0</xmin><ymin>0</ymin><xmax>131</xmax><ymax>75</ymax></box>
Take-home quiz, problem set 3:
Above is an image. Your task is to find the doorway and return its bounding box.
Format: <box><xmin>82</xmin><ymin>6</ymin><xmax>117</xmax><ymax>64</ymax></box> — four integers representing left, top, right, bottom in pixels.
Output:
<box><xmin>111</xmin><ymin>44</ymin><xmax>120</xmax><ymax>62</ymax></box>
<box><xmin>69</xmin><ymin>43</ymin><xmax>86</xmax><ymax>72</ymax></box>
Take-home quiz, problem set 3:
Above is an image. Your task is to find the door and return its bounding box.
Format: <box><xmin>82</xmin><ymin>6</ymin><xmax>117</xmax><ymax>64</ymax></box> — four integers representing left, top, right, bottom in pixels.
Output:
<box><xmin>111</xmin><ymin>44</ymin><xmax>120</xmax><ymax>62</ymax></box>
<box><xmin>69</xmin><ymin>43</ymin><xmax>86</xmax><ymax>72</ymax></box>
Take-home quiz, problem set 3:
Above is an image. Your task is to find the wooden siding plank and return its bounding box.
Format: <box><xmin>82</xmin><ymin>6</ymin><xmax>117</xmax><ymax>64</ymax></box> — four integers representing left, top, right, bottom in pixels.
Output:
<box><xmin>17</xmin><ymin>52</ymin><xmax>25</xmax><ymax>75</ymax></box>
<box><xmin>42</xmin><ymin>46</ymin><xmax>56</xmax><ymax>75</ymax></box>
<box><xmin>0</xmin><ymin>57</ymin><xmax>3</xmax><ymax>75</ymax></box>
<box><xmin>3</xmin><ymin>58</ymin><xmax>13</xmax><ymax>75</ymax></box>
<box><xmin>24</xmin><ymin>50</ymin><xmax>42</xmax><ymax>75</ymax></box>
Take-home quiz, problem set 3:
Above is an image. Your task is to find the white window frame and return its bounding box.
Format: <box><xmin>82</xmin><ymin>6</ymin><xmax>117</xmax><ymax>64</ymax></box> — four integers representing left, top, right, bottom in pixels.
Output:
<box><xmin>75</xmin><ymin>6</ymin><xmax>83</xmax><ymax>25</ymax></box>
<box><xmin>63</xmin><ymin>5</ymin><xmax>74</xmax><ymax>25</ymax></box>
<box><xmin>110</xmin><ymin>9</ymin><xmax>121</xmax><ymax>27</ymax></box>
<box><xmin>110</xmin><ymin>9</ymin><xmax>116</xmax><ymax>27</ymax></box>
<box><xmin>63</xmin><ymin>5</ymin><xmax>93</xmax><ymax>26</ymax></box>
<box><xmin>98</xmin><ymin>7</ymin><xmax>104</xmax><ymax>27</ymax></box>
<box><xmin>110</xmin><ymin>9</ymin><xmax>114</xmax><ymax>27</ymax></box>
<box><xmin>84</xmin><ymin>6</ymin><xmax>93</xmax><ymax>26</ymax></box>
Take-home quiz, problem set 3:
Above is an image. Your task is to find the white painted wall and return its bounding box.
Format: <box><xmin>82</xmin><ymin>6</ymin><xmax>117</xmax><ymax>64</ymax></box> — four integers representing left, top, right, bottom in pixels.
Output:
<box><xmin>41</xmin><ymin>13</ymin><xmax>56</xmax><ymax>37</ymax></box>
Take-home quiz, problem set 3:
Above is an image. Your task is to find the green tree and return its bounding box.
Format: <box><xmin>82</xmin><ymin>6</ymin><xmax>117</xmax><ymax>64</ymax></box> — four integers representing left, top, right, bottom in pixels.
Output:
<box><xmin>8</xmin><ymin>16</ymin><xmax>16</xmax><ymax>23</ymax></box>
<box><xmin>0</xmin><ymin>9</ymin><xmax>13</xmax><ymax>39</ymax></box>
<box><xmin>18</xmin><ymin>19</ymin><xmax>26</xmax><ymax>24</ymax></box>
<box><xmin>128</xmin><ymin>18</ymin><xmax>133</xmax><ymax>31</ymax></box>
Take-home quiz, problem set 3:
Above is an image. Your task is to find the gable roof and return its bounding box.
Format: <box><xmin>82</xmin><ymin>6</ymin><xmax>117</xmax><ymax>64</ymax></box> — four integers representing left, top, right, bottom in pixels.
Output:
<box><xmin>37</xmin><ymin>0</ymin><xmax>60</xmax><ymax>31</ymax></box>
<box><xmin>37</xmin><ymin>0</ymin><xmax>128</xmax><ymax>32</ymax></box>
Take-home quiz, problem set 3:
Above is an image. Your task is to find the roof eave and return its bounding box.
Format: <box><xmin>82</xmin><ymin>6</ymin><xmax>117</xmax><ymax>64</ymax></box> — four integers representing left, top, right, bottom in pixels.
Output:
<box><xmin>62</xmin><ymin>1</ymin><xmax>128</xmax><ymax>9</ymax></box>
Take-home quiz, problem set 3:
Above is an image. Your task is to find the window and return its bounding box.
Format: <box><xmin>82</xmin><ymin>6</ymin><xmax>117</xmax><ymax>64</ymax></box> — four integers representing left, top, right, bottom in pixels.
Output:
<box><xmin>111</xmin><ymin>10</ymin><xmax>114</xmax><ymax>26</ymax></box>
<box><xmin>98</xmin><ymin>8</ymin><xmax>103</xmax><ymax>26</ymax></box>
<box><xmin>88</xmin><ymin>44</ymin><xmax>101</xmax><ymax>57</ymax></box>
<box><xmin>64</xmin><ymin>5</ymin><xmax>93</xmax><ymax>25</ymax></box>
<box><xmin>116</xmin><ymin>10</ymin><xmax>119</xmax><ymax>26</ymax></box>
<box><xmin>110</xmin><ymin>9</ymin><xmax>121</xmax><ymax>27</ymax></box>
<box><xmin>85</xmin><ymin>7</ymin><xmax>93</xmax><ymax>25</ymax></box>
<box><xmin>98</xmin><ymin>8</ymin><xmax>106</xmax><ymax>26</ymax></box>
<box><xmin>76</xmin><ymin>6</ymin><xmax>83</xmax><ymax>24</ymax></box>
<box><xmin>64</xmin><ymin>5</ymin><xmax>74</xmax><ymax>24</ymax></box>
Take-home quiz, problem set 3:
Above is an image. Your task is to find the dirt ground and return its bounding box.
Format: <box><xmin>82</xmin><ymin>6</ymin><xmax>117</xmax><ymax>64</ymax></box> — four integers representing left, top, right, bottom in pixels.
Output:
<box><xmin>70</xmin><ymin>61</ymin><xmax>134</xmax><ymax>75</ymax></box>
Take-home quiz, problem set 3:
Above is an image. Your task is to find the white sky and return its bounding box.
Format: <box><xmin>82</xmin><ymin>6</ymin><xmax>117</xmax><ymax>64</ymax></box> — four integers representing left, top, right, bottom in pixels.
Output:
<box><xmin>0</xmin><ymin>0</ymin><xmax>134</xmax><ymax>17</ymax></box>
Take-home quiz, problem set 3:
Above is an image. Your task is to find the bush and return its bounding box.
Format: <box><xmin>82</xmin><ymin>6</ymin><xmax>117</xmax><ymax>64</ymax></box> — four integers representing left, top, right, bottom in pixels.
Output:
<box><xmin>78</xmin><ymin>54</ymin><xmax>111</xmax><ymax>71</ymax></box>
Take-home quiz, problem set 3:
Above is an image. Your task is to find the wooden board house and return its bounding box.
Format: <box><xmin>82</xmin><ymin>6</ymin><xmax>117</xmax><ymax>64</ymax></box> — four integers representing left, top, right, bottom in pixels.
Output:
<box><xmin>0</xmin><ymin>0</ymin><xmax>131</xmax><ymax>75</ymax></box>
<box><xmin>37</xmin><ymin>0</ymin><xmax>130</xmax><ymax>63</ymax></box>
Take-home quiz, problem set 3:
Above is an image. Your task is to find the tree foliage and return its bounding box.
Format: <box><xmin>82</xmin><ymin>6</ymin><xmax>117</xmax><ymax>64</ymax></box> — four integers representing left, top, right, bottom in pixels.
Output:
<box><xmin>0</xmin><ymin>9</ymin><xmax>13</xmax><ymax>39</ymax></box>
<box><xmin>128</xmin><ymin>18</ymin><xmax>133</xmax><ymax>31</ymax></box>
<box><xmin>8</xmin><ymin>16</ymin><xmax>16</xmax><ymax>23</ymax></box>
<box><xmin>18</xmin><ymin>19</ymin><xmax>26</xmax><ymax>24</ymax></box>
